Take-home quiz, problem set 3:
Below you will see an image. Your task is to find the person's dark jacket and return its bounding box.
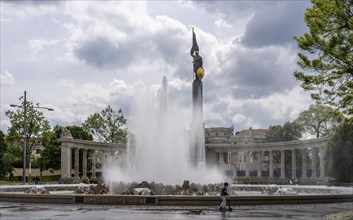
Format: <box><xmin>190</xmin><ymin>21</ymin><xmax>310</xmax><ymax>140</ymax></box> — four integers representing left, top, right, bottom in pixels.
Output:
<box><xmin>221</xmin><ymin>187</ymin><xmax>229</xmax><ymax>196</ymax></box>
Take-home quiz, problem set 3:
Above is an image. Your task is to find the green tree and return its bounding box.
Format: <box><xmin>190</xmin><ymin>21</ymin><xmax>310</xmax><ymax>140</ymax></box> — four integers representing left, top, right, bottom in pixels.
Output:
<box><xmin>265</xmin><ymin>121</ymin><xmax>303</xmax><ymax>142</ymax></box>
<box><xmin>38</xmin><ymin>129</ymin><xmax>61</xmax><ymax>171</ymax></box>
<box><xmin>39</xmin><ymin>125</ymin><xmax>93</xmax><ymax>172</ymax></box>
<box><xmin>324</xmin><ymin>121</ymin><xmax>353</xmax><ymax>183</ymax></box>
<box><xmin>3</xmin><ymin>143</ymin><xmax>23</xmax><ymax>168</ymax></box>
<box><xmin>295</xmin><ymin>104</ymin><xmax>341</xmax><ymax>138</ymax></box>
<box><xmin>66</xmin><ymin>125</ymin><xmax>93</xmax><ymax>141</ymax></box>
<box><xmin>0</xmin><ymin>131</ymin><xmax>13</xmax><ymax>178</ymax></box>
<box><xmin>294</xmin><ymin>0</ymin><xmax>353</xmax><ymax>118</ymax></box>
<box><xmin>5</xmin><ymin>96</ymin><xmax>51</xmax><ymax>169</ymax></box>
<box><xmin>82</xmin><ymin>106</ymin><xmax>127</xmax><ymax>143</ymax></box>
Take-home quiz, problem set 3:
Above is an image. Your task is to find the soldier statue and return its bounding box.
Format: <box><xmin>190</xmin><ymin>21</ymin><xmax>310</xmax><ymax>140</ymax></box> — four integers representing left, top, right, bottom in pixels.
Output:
<box><xmin>190</xmin><ymin>27</ymin><xmax>204</xmax><ymax>80</ymax></box>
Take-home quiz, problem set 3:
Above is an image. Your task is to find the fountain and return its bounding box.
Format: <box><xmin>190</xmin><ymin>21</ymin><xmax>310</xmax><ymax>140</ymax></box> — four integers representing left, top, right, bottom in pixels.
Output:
<box><xmin>101</xmin><ymin>28</ymin><xmax>220</xmax><ymax>187</ymax></box>
<box><xmin>102</xmin><ymin>76</ymin><xmax>222</xmax><ymax>185</ymax></box>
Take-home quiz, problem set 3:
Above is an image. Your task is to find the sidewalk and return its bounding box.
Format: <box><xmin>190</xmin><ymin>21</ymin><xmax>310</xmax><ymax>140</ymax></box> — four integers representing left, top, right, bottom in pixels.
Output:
<box><xmin>1</xmin><ymin>202</ymin><xmax>352</xmax><ymax>219</ymax></box>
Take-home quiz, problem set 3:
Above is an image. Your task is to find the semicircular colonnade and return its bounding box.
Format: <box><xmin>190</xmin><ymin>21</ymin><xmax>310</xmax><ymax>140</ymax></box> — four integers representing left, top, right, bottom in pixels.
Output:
<box><xmin>206</xmin><ymin>136</ymin><xmax>330</xmax><ymax>181</ymax></box>
<box><xmin>59</xmin><ymin>130</ymin><xmax>330</xmax><ymax>182</ymax></box>
<box><xmin>58</xmin><ymin>137</ymin><xmax>126</xmax><ymax>179</ymax></box>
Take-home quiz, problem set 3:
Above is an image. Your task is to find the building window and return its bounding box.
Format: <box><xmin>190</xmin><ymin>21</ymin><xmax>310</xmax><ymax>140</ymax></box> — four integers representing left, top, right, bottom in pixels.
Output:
<box><xmin>215</xmin><ymin>133</ymin><xmax>219</xmax><ymax>136</ymax></box>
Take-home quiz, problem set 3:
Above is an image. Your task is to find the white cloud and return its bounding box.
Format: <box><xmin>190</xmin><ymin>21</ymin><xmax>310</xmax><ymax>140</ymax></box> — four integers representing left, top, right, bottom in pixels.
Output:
<box><xmin>168</xmin><ymin>78</ymin><xmax>189</xmax><ymax>91</ymax></box>
<box><xmin>1</xmin><ymin>1</ymin><xmax>60</xmax><ymax>19</ymax></box>
<box><xmin>0</xmin><ymin>71</ymin><xmax>15</xmax><ymax>86</ymax></box>
<box><xmin>109</xmin><ymin>79</ymin><xmax>135</xmax><ymax>97</ymax></box>
<box><xmin>29</xmin><ymin>38</ymin><xmax>59</xmax><ymax>60</ymax></box>
<box><xmin>202</xmin><ymin>84</ymin><xmax>313</xmax><ymax>131</ymax></box>
<box><xmin>1</xmin><ymin>1</ymin><xmax>315</xmax><ymax>135</ymax></box>
<box><xmin>0</xmin><ymin>103</ymin><xmax>13</xmax><ymax>132</ymax></box>
<box><xmin>215</xmin><ymin>19</ymin><xmax>232</xmax><ymax>29</ymax></box>
<box><xmin>233</xmin><ymin>113</ymin><xmax>246</xmax><ymax>123</ymax></box>
<box><xmin>258</xmin><ymin>87</ymin><xmax>312</xmax><ymax>121</ymax></box>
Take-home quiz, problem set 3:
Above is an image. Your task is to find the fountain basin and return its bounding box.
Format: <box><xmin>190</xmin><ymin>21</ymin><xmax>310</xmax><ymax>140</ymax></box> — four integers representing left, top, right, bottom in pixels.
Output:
<box><xmin>0</xmin><ymin>192</ymin><xmax>352</xmax><ymax>206</ymax></box>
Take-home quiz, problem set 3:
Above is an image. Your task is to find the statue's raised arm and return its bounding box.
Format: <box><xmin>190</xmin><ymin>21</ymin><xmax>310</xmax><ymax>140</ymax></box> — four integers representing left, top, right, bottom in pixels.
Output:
<box><xmin>190</xmin><ymin>28</ymin><xmax>204</xmax><ymax>80</ymax></box>
<box><xmin>190</xmin><ymin>27</ymin><xmax>199</xmax><ymax>57</ymax></box>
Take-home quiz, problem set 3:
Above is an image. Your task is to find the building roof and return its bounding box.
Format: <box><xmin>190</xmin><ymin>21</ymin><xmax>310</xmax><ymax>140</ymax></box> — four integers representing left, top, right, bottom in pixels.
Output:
<box><xmin>235</xmin><ymin>128</ymin><xmax>268</xmax><ymax>137</ymax></box>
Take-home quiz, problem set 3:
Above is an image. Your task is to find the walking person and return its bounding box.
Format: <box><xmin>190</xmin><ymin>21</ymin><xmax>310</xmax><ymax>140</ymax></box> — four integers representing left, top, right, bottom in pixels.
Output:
<box><xmin>219</xmin><ymin>182</ymin><xmax>229</xmax><ymax>211</ymax></box>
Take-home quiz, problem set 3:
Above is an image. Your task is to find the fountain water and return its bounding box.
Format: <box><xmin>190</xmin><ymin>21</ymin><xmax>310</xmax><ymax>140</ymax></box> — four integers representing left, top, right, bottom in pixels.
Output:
<box><xmin>103</xmin><ymin>77</ymin><xmax>222</xmax><ymax>185</ymax></box>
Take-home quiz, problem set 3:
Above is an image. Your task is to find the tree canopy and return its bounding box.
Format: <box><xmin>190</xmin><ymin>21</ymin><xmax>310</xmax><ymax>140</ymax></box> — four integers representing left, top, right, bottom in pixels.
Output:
<box><xmin>295</xmin><ymin>103</ymin><xmax>341</xmax><ymax>138</ymax></box>
<box><xmin>5</xmin><ymin>96</ymin><xmax>51</xmax><ymax>170</ymax></box>
<box><xmin>82</xmin><ymin>106</ymin><xmax>127</xmax><ymax>143</ymax></box>
<box><xmin>39</xmin><ymin>129</ymin><xmax>61</xmax><ymax>171</ymax></box>
<box><xmin>265</xmin><ymin>121</ymin><xmax>303</xmax><ymax>142</ymax></box>
<box><xmin>65</xmin><ymin>125</ymin><xmax>93</xmax><ymax>141</ymax></box>
<box><xmin>5</xmin><ymin>96</ymin><xmax>51</xmax><ymax>150</ymax></box>
<box><xmin>324</xmin><ymin>121</ymin><xmax>353</xmax><ymax>183</ymax></box>
<box><xmin>0</xmin><ymin>131</ymin><xmax>13</xmax><ymax>177</ymax></box>
<box><xmin>294</xmin><ymin>0</ymin><xmax>353</xmax><ymax>118</ymax></box>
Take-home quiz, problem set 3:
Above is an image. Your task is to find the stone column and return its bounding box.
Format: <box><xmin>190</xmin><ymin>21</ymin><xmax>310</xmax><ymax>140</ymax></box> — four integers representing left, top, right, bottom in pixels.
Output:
<box><xmin>291</xmin><ymin>149</ymin><xmax>297</xmax><ymax>179</ymax></box>
<box><xmin>281</xmin><ymin>150</ymin><xmax>285</xmax><ymax>179</ymax></box>
<box><xmin>60</xmin><ymin>143</ymin><xmax>71</xmax><ymax>178</ymax></box>
<box><xmin>257</xmin><ymin>151</ymin><xmax>262</xmax><ymax>177</ymax></box>
<box><xmin>92</xmin><ymin>150</ymin><xmax>96</xmax><ymax>178</ymax></box>
<box><xmin>82</xmin><ymin>149</ymin><xmax>87</xmax><ymax>178</ymax></box>
<box><xmin>74</xmin><ymin>148</ymin><xmax>79</xmax><ymax>177</ymax></box>
<box><xmin>101</xmin><ymin>150</ymin><xmax>106</xmax><ymax>171</ymax></box>
<box><xmin>232</xmin><ymin>152</ymin><xmax>238</xmax><ymax>178</ymax></box>
<box><xmin>192</xmin><ymin>79</ymin><xmax>203</xmax><ymax>166</ymax></box>
<box><xmin>227</xmin><ymin>152</ymin><xmax>232</xmax><ymax>164</ymax></box>
<box><xmin>219</xmin><ymin>152</ymin><xmax>224</xmax><ymax>164</ymax></box>
<box><xmin>302</xmin><ymin>148</ymin><xmax>307</xmax><ymax>178</ymax></box>
<box><xmin>269</xmin><ymin>150</ymin><xmax>273</xmax><ymax>178</ymax></box>
<box><xmin>319</xmin><ymin>147</ymin><xmax>325</xmax><ymax>178</ymax></box>
<box><xmin>311</xmin><ymin>148</ymin><xmax>317</xmax><ymax>178</ymax></box>
<box><xmin>245</xmin><ymin>151</ymin><xmax>250</xmax><ymax>177</ymax></box>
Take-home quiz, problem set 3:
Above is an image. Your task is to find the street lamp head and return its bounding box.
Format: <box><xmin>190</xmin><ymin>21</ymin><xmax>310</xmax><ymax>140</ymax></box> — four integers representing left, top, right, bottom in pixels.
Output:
<box><xmin>47</xmin><ymin>108</ymin><xmax>54</xmax><ymax>111</ymax></box>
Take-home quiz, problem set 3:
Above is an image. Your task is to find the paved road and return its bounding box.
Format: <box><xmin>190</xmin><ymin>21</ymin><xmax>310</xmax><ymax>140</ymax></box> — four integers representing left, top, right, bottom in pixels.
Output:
<box><xmin>1</xmin><ymin>202</ymin><xmax>352</xmax><ymax>220</ymax></box>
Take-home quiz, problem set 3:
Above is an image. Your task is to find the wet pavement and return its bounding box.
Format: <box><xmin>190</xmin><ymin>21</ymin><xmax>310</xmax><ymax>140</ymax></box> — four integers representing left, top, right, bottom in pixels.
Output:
<box><xmin>0</xmin><ymin>202</ymin><xmax>352</xmax><ymax>220</ymax></box>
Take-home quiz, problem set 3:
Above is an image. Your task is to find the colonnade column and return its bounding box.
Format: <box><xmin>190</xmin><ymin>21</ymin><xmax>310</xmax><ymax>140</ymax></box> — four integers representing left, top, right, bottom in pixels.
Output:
<box><xmin>257</xmin><ymin>151</ymin><xmax>262</xmax><ymax>177</ymax></box>
<box><xmin>92</xmin><ymin>150</ymin><xmax>96</xmax><ymax>178</ymax></box>
<box><xmin>82</xmin><ymin>149</ymin><xmax>87</xmax><ymax>178</ymax></box>
<box><xmin>291</xmin><ymin>149</ymin><xmax>297</xmax><ymax>179</ymax></box>
<box><xmin>74</xmin><ymin>148</ymin><xmax>79</xmax><ymax>177</ymax></box>
<box><xmin>101</xmin><ymin>151</ymin><xmax>106</xmax><ymax>170</ymax></box>
<box><xmin>232</xmin><ymin>152</ymin><xmax>238</xmax><ymax>178</ymax></box>
<box><xmin>302</xmin><ymin>149</ymin><xmax>307</xmax><ymax>178</ymax></box>
<box><xmin>269</xmin><ymin>150</ymin><xmax>273</xmax><ymax>178</ymax></box>
<box><xmin>227</xmin><ymin>152</ymin><xmax>232</xmax><ymax>164</ymax></box>
<box><xmin>319</xmin><ymin>147</ymin><xmax>325</xmax><ymax>178</ymax></box>
<box><xmin>60</xmin><ymin>144</ymin><xmax>71</xmax><ymax>178</ymax></box>
<box><xmin>219</xmin><ymin>152</ymin><xmax>225</xmax><ymax>164</ymax></box>
<box><xmin>245</xmin><ymin>151</ymin><xmax>250</xmax><ymax>177</ymax></box>
<box><xmin>311</xmin><ymin>148</ymin><xmax>317</xmax><ymax>178</ymax></box>
<box><xmin>280</xmin><ymin>150</ymin><xmax>285</xmax><ymax>179</ymax></box>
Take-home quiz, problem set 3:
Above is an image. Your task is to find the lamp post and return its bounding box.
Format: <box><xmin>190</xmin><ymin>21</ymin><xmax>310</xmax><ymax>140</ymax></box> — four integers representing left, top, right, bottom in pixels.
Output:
<box><xmin>10</xmin><ymin>91</ymin><xmax>54</xmax><ymax>184</ymax></box>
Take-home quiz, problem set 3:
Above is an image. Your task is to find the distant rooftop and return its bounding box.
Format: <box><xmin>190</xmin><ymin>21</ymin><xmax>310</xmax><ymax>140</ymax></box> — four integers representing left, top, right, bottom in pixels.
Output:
<box><xmin>235</xmin><ymin>127</ymin><xmax>268</xmax><ymax>137</ymax></box>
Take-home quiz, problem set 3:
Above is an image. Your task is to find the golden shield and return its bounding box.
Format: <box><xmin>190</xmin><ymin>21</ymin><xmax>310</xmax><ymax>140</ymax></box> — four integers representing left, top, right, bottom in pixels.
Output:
<box><xmin>196</xmin><ymin>67</ymin><xmax>204</xmax><ymax>80</ymax></box>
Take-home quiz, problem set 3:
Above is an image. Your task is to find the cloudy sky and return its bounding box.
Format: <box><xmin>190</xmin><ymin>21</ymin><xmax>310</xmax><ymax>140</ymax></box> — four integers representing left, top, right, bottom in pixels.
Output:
<box><xmin>1</xmin><ymin>0</ymin><xmax>314</xmax><ymax>134</ymax></box>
